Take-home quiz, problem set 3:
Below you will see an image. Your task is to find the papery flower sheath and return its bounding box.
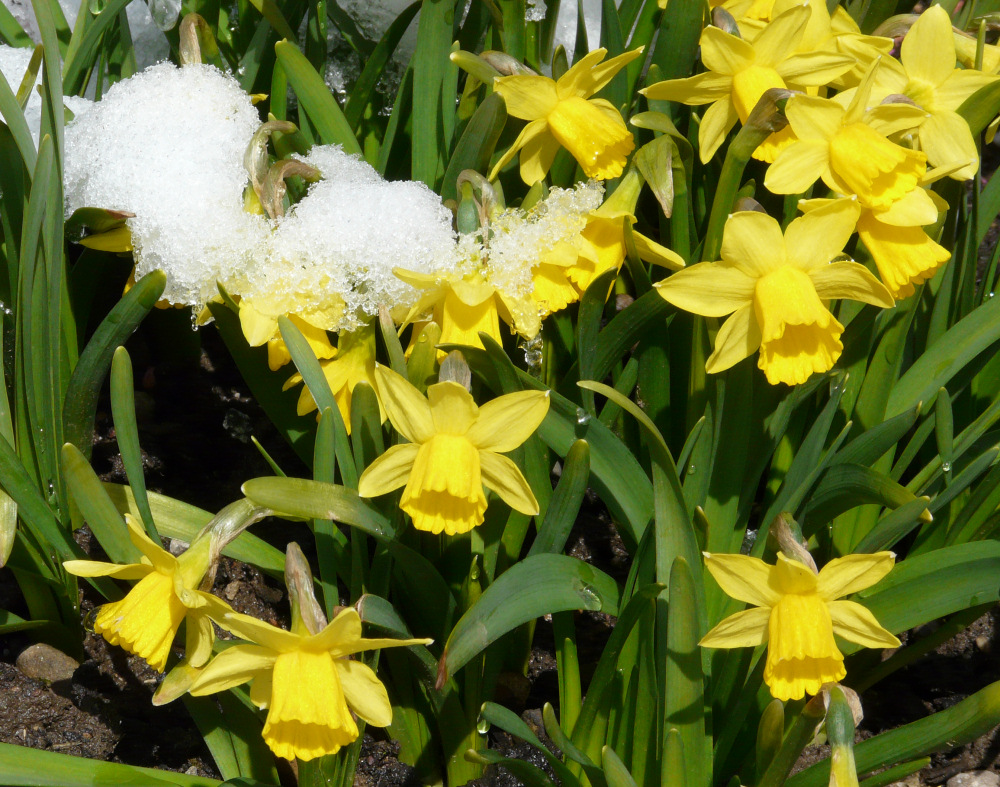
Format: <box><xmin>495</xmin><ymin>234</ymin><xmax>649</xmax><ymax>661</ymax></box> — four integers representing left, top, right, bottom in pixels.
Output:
<box><xmin>491</xmin><ymin>48</ymin><xmax>644</xmax><ymax>183</ymax></box>
<box><xmin>700</xmin><ymin>551</ymin><xmax>900</xmax><ymax>701</ymax></box>
<box><xmin>63</xmin><ymin>515</ymin><xmax>217</xmax><ymax>672</ymax></box>
<box><xmin>189</xmin><ymin>606</ymin><xmax>430</xmax><ymax>761</ymax></box>
<box><xmin>357</xmin><ymin>365</ymin><xmax>549</xmax><ymax>535</ymax></box>
<box><xmin>655</xmin><ymin>201</ymin><xmax>894</xmax><ymax>385</ymax></box>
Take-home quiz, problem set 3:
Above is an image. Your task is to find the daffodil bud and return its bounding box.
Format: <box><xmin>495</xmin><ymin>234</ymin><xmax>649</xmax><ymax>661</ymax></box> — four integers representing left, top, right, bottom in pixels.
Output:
<box><xmin>439</xmin><ymin>351</ymin><xmax>472</xmax><ymax>391</ymax></box>
<box><xmin>826</xmin><ymin>685</ymin><xmax>860</xmax><ymax>787</ymax></box>
<box><xmin>711</xmin><ymin>7</ymin><xmax>740</xmax><ymax>37</ymax></box>
<box><xmin>480</xmin><ymin>50</ymin><xmax>537</xmax><ymax>76</ymax></box>
<box><xmin>178</xmin><ymin>13</ymin><xmax>215</xmax><ymax>65</ymax></box>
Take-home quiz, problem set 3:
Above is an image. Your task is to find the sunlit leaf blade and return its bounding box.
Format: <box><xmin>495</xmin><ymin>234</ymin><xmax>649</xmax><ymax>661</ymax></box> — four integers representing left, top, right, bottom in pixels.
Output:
<box><xmin>241</xmin><ymin>477</ymin><xmax>392</xmax><ymax>538</ymax></box>
<box><xmin>62</xmin><ymin>271</ymin><xmax>166</xmax><ymax>459</ymax></box>
<box><xmin>274</xmin><ymin>41</ymin><xmax>361</xmax><ymax>154</ymax></box>
<box><xmin>61</xmin><ymin>443</ymin><xmax>137</xmax><ymax>564</ymax></box>
<box><xmin>441</xmin><ymin>554</ymin><xmax>621</xmax><ymax>680</ymax></box>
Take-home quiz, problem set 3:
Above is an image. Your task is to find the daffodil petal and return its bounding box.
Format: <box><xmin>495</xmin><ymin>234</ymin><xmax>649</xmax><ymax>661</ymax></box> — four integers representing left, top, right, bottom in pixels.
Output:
<box><xmin>699</xmin><ymin>606</ymin><xmax>770</xmax><ymax>648</ymax></box>
<box><xmin>374</xmin><ymin>364</ymin><xmax>435</xmax><ymax>444</ymax></box>
<box><xmin>559</xmin><ymin>47</ymin><xmax>644</xmax><ymax>98</ymax></box>
<box><xmin>489</xmin><ymin>119</ymin><xmax>548</xmax><ymax>182</ymax></box>
<box><xmin>934</xmin><ymin>69</ymin><xmax>999</xmax><ymax>112</ymax></box>
<box><xmin>785</xmin><ymin>94</ymin><xmax>843</xmax><ymax>140</ymax></box>
<box><xmin>919</xmin><ymin>111</ymin><xmax>979</xmax><ymax>178</ymax></box>
<box><xmin>706</xmin><ymin>303</ymin><xmax>762</xmax><ymax>373</ymax></box>
<box><xmin>828</xmin><ymin>599</ymin><xmax>900</xmax><ymax>648</ymax></box>
<box><xmin>655</xmin><ymin>262</ymin><xmax>756</xmax><ymax>317</ymax></box>
<box><xmin>752</xmin><ymin>5</ymin><xmax>808</xmax><ymax>67</ymax></box>
<box><xmin>62</xmin><ymin>560</ymin><xmax>152</xmax><ymax>579</ymax></box>
<box><xmin>519</xmin><ymin>129</ymin><xmax>563</xmax><ymax>186</ymax></box>
<box><xmin>337</xmin><ymin>659</ymin><xmax>393</xmax><ymax>727</ymax></box>
<box><xmin>479</xmin><ymin>451</ymin><xmax>539</xmax><ymax>515</ymax></box>
<box><xmin>125</xmin><ymin>514</ymin><xmax>177</xmax><ymax>573</ymax></box>
<box><xmin>465</xmin><ymin>390</ymin><xmax>550</xmax><ymax>452</ymax></box>
<box><xmin>816</xmin><ymin>551</ymin><xmax>896</xmax><ymax>599</ymax></box>
<box><xmin>493</xmin><ymin>75</ymin><xmax>559</xmax><ymax>119</ymax></box>
<box><xmin>777</xmin><ymin>52</ymin><xmax>855</xmax><ymax>86</ymax></box>
<box><xmin>428</xmin><ymin>381</ymin><xmax>479</xmax><ymax>434</ymax></box>
<box><xmin>809</xmin><ymin>262</ymin><xmax>894</xmax><ymax>308</ymax></box>
<box><xmin>189</xmin><ymin>644</ymin><xmax>277</xmax><ymax>695</ymax></box>
<box><xmin>700</xmin><ymin>26</ymin><xmax>755</xmax><ymax>75</ymax></box>
<box><xmin>240</xmin><ymin>302</ymin><xmax>279</xmax><ymax>347</ymax></box>
<box><xmin>633</xmin><ymin>231</ymin><xmax>685</xmax><ymax>270</ymax></box>
<box><xmin>900</xmin><ymin>6</ymin><xmax>955</xmax><ymax>88</ymax></box>
<box><xmin>698</xmin><ymin>99</ymin><xmax>740</xmax><ymax>163</ymax></box>
<box><xmin>764</xmin><ymin>139</ymin><xmax>829</xmax><ymax>194</ymax></box>
<box><xmin>783</xmin><ymin>199</ymin><xmax>860</xmax><ymax>271</ymax></box>
<box><xmin>641</xmin><ymin>71</ymin><xmax>734</xmax><ymax>105</ymax></box>
<box><xmin>218</xmin><ymin>611</ymin><xmax>300</xmax><ymax>653</ymax></box>
<box><xmin>186</xmin><ymin>609</ymin><xmax>216</xmax><ymax>668</ymax></box>
<box><xmin>358</xmin><ymin>443</ymin><xmax>420</xmax><ymax>498</ymax></box>
<box><xmin>871</xmin><ymin>186</ymin><xmax>939</xmax><ymax>227</ymax></box>
<box><xmin>703</xmin><ymin>552</ymin><xmax>781</xmax><ymax>607</ymax></box>
<box><xmin>721</xmin><ymin>211</ymin><xmax>786</xmax><ymax>277</ymax></box>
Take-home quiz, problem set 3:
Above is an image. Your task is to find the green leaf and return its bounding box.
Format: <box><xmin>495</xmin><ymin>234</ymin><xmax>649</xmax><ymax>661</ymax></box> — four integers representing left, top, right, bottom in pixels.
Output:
<box><xmin>441</xmin><ymin>554</ymin><xmax>621</xmax><ymax>681</ymax></box>
<box><xmin>110</xmin><ymin>347</ymin><xmax>157</xmax><ymax>540</ymax></box>
<box><xmin>62</xmin><ymin>271</ymin><xmax>165</xmax><ymax>459</ymax></box>
<box><xmin>61</xmin><ymin>443</ymin><xmax>136</xmax><ymax>564</ymax></box>
<box><xmin>0</xmin><ymin>6</ymin><xmax>33</xmax><ymax>47</ymax></box>
<box><xmin>887</xmin><ymin>293</ymin><xmax>1000</xmax><ymax>419</ymax></box>
<box><xmin>957</xmin><ymin>79</ymin><xmax>1000</xmax><ymax>137</ymax></box>
<box><xmin>479</xmin><ymin>702</ymin><xmax>583</xmax><ymax>787</ymax></box>
<box><xmin>465</xmin><ymin>749</ymin><xmax>556</xmax><ymax>787</ymax></box>
<box><xmin>440</xmin><ymin>92</ymin><xmax>508</xmax><ymax>202</ymax></box>
<box><xmin>275</xmin><ymin>41</ymin><xmax>361</xmax><ymax>154</ymax></box>
<box><xmin>0</xmin><ymin>740</ymin><xmax>220</xmax><ymax>786</ymax></box>
<box><xmin>602</xmin><ymin>746</ymin><xmax>638</xmax><ymax>787</ymax></box>
<box><xmin>857</xmin><ymin>541</ymin><xmax>1000</xmax><ymax>642</ymax></box>
<box><xmin>241</xmin><ymin>477</ymin><xmax>393</xmax><ymax>539</ymax></box>
<box><xmin>852</xmin><ymin>497</ymin><xmax>934</xmax><ymax>553</ymax></box>
<box><xmin>410</xmin><ymin>0</ymin><xmax>459</xmax><ymax>185</ymax></box>
<box><xmin>62</xmin><ymin>0</ymin><xmax>132</xmax><ymax>94</ymax></box>
<box><xmin>802</xmin><ymin>463</ymin><xmax>929</xmax><ymax>529</ymax></box>
<box><xmin>103</xmin><ymin>484</ymin><xmax>285</xmax><ymax>575</ymax></box>
<box><xmin>527</xmin><ymin>439</ymin><xmax>590</xmax><ymax>557</ymax></box>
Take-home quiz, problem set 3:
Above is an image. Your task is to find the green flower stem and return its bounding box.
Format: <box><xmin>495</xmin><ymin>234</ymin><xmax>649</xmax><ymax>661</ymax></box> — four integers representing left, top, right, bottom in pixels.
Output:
<box><xmin>703</xmin><ymin>89</ymin><xmax>791</xmax><ymax>262</ymax></box>
<box><xmin>757</xmin><ymin>694</ymin><xmax>826</xmax><ymax>787</ymax></box>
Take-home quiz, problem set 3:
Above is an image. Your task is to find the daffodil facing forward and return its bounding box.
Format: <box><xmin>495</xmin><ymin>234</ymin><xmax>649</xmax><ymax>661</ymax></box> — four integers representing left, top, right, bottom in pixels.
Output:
<box><xmin>656</xmin><ymin>201</ymin><xmax>894</xmax><ymax>385</ymax></box>
<box><xmin>700</xmin><ymin>550</ymin><xmax>900</xmax><ymax>701</ymax></box>
<box><xmin>642</xmin><ymin>6</ymin><xmax>854</xmax><ymax>162</ymax></box>
<box><xmin>358</xmin><ymin>364</ymin><xmax>549</xmax><ymax>535</ymax></box>
<box><xmin>64</xmin><ymin>512</ymin><xmax>233</xmax><ymax>672</ymax></box>
<box><xmin>189</xmin><ymin>544</ymin><xmax>431</xmax><ymax>761</ymax></box>
<box><xmin>491</xmin><ymin>48</ymin><xmax>644</xmax><ymax>183</ymax></box>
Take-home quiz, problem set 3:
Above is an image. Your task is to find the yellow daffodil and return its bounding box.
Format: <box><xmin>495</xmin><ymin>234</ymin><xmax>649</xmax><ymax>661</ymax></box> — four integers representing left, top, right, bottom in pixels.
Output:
<box><xmin>642</xmin><ymin>6</ymin><xmax>854</xmax><ymax>162</ymax></box>
<box><xmin>64</xmin><ymin>515</ymin><xmax>218</xmax><ymax>672</ymax></box>
<box><xmin>655</xmin><ymin>201</ymin><xmax>894</xmax><ymax>385</ymax></box>
<box><xmin>491</xmin><ymin>48</ymin><xmax>644</xmax><ymax>184</ymax></box>
<box><xmin>238</xmin><ymin>296</ymin><xmax>341</xmax><ymax>371</ymax></box>
<box><xmin>863</xmin><ymin>5</ymin><xmax>998</xmax><ymax>179</ymax></box>
<box><xmin>801</xmin><ymin>194</ymin><xmax>950</xmax><ymax>301</ymax></box>
<box><xmin>700</xmin><ymin>550</ymin><xmax>900</xmax><ymax>701</ymax></box>
<box><xmin>189</xmin><ymin>604</ymin><xmax>429</xmax><ymax>761</ymax></box>
<box><xmin>358</xmin><ymin>365</ymin><xmax>549</xmax><ymax>535</ymax></box>
<box><xmin>765</xmin><ymin>64</ymin><xmax>928</xmax><ymax>208</ymax></box>
<box><xmin>283</xmin><ymin>323</ymin><xmax>384</xmax><ymax>431</ymax></box>
<box><xmin>561</xmin><ymin>169</ymin><xmax>685</xmax><ymax>295</ymax></box>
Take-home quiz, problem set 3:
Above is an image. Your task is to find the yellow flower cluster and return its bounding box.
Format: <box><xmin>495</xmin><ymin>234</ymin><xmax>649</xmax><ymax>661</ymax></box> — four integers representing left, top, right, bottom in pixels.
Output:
<box><xmin>65</xmin><ymin>524</ymin><xmax>429</xmax><ymax>762</ymax></box>
<box><xmin>646</xmin><ymin>2</ymin><xmax>996</xmax><ymax>384</ymax></box>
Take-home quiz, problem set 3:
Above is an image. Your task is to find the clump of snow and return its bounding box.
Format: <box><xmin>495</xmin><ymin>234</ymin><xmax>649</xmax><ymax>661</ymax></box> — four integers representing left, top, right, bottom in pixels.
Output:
<box><xmin>241</xmin><ymin>144</ymin><xmax>458</xmax><ymax>332</ymax></box>
<box><xmin>64</xmin><ymin>62</ymin><xmax>265</xmax><ymax>308</ymax></box>
<box><xmin>484</xmin><ymin>180</ymin><xmax>603</xmax><ymax>298</ymax></box>
<box><xmin>0</xmin><ymin>44</ymin><xmax>93</xmax><ymax>143</ymax></box>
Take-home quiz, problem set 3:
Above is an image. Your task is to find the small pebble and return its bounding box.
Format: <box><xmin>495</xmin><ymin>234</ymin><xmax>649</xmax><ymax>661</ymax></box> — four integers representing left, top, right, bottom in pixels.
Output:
<box><xmin>16</xmin><ymin>643</ymin><xmax>80</xmax><ymax>682</ymax></box>
<box><xmin>947</xmin><ymin>771</ymin><xmax>1000</xmax><ymax>787</ymax></box>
